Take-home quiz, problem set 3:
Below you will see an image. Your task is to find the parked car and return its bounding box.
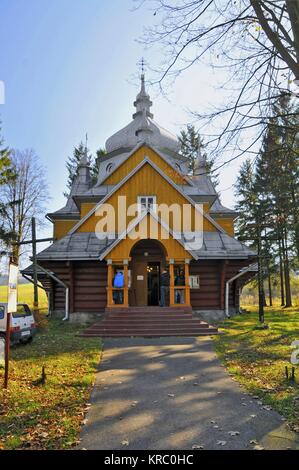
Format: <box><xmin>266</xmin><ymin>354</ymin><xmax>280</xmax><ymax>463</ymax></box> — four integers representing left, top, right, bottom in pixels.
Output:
<box><xmin>0</xmin><ymin>303</ymin><xmax>37</xmax><ymax>345</ymax></box>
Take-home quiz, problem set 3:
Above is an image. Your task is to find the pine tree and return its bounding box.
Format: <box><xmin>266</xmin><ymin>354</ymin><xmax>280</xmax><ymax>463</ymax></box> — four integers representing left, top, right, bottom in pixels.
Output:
<box><xmin>179</xmin><ymin>124</ymin><xmax>219</xmax><ymax>186</ymax></box>
<box><xmin>64</xmin><ymin>142</ymin><xmax>98</xmax><ymax>197</ymax></box>
<box><xmin>235</xmin><ymin>159</ymin><xmax>267</xmax><ymax>320</ymax></box>
<box><xmin>0</xmin><ymin>124</ymin><xmax>16</xmax><ymax>248</ymax></box>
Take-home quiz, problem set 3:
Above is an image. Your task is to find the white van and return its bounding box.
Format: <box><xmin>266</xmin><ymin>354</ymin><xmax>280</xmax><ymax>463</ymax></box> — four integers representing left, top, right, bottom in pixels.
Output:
<box><xmin>0</xmin><ymin>303</ymin><xmax>37</xmax><ymax>345</ymax></box>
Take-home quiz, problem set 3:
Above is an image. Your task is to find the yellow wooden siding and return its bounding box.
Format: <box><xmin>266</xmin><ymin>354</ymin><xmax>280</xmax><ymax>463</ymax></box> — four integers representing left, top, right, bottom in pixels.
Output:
<box><xmin>103</xmin><ymin>145</ymin><xmax>187</xmax><ymax>186</ymax></box>
<box><xmin>215</xmin><ymin>218</ymin><xmax>235</xmax><ymax>236</ymax></box>
<box><xmin>107</xmin><ymin>214</ymin><xmax>192</xmax><ymax>261</ymax></box>
<box><xmin>78</xmin><ymin>163</ymin><xmax>217</xmax><ymax>234</ymax></box>
<box><xmin>54</xmin><ymin>220</ymin><xmax>78</xmax><ymax>240</ymax></box>
<box><xmin>81</xmin><ymin>202</ymin><xmax>97</xmax><ymax>218</ymax></box>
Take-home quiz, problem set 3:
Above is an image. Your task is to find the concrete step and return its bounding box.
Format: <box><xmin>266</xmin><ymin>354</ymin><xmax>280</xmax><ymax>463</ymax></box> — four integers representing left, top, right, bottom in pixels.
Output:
<box><xmin>105</xmin><ymin>308</ymin><xmax>192</xmax><ymax>314</ymax></box>
<box><xmin>79</xmin><ymin>330</ymin><xmax>218</xmax><ymax>338</ymax></box>
<box><xmin>89</xmin><ymin>321</ymin><xmax>210</xmax><ymax>329</ymax></box>
<box><xmin>105</xmin><ymin>315</ymin><xmax>194</xmax><ymax>321</ymax></box>
<box><xmin>82</xmin><ymin>327</ymin><xmax>215</xmax><ymax>334</ymax></box>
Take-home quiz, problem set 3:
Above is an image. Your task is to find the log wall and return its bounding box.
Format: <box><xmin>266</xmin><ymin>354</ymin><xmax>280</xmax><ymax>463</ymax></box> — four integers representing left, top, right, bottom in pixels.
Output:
<box><xmin>40</xmin><ymin>258</ymin><xmax>253</xmax><ymax>314</ymax></box>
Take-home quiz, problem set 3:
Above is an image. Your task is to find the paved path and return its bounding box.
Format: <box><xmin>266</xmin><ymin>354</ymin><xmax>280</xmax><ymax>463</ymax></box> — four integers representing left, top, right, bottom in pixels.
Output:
<box><xmin>80</xmin><ymin>337</ymin><xmax>299</xmax><ymax>450</ymax></box>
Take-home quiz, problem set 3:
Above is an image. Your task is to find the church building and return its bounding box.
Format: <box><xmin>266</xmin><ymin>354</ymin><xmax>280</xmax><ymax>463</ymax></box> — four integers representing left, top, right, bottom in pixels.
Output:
<box><xmin>23</xmin><ymin>75</ymin><xmax>255</xmax><ymax>329</ymax></box>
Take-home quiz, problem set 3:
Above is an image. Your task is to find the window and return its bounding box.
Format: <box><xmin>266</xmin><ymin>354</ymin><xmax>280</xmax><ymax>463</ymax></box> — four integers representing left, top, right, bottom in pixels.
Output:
<box><xmin>0</xmin><ymin>306</ymin><xmax>4</xmax><ymax>320</ymax></box>
<box><xmin>12</xmin><ymin>304</ymin><xmax>32</xmax><ymax>318</ymax></box>
<box><xmin>189</xmin><ymin>275</ymin><xmax>200</xmax><ymax>289</ymax></box>
<box><xmin>138</xmin><ymin>196</ymin><xmax>157</xmax><ymax>214</ymax></box>
<box><xmin>106</xmin><ymin>162</ymin><xmax>114</xmax><ymax>173</ymax></box>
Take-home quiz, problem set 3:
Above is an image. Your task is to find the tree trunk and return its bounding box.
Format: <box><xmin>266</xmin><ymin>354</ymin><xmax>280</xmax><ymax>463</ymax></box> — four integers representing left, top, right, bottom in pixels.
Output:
<box><xmin>278</xmin><ymin>238</ymin><xmax>285</xmax><ymax>306</ymax></box>
<box><xmin>267</xmin><ymin>270</ymin><xmax>273</xmax><ymax>307</ymax></box>
<box><xmin>286</xmin><ymin>0</ymin><xmax>299</xmax><ymax>74</ymax></box>
<box><xmin>282</xmin><ymin>230</ymin><xmax>292</xmax><ymax>308</ymax></box>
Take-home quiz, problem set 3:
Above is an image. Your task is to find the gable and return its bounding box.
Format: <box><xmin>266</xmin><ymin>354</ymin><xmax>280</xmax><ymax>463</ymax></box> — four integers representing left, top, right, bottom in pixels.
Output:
<box><xmin>102</xmin><ymin>145</ymin><xmax>188</xmax><ymax>186</ymax></box>
<box><xmin>103</xmin><ymin>213</ymin><xmax>193</xmax><ymax>261</ymax></box>
<box><xmin>76</xmin><ymin>161</ymin><xmax>218</xmax><ymax>234</ymax></box>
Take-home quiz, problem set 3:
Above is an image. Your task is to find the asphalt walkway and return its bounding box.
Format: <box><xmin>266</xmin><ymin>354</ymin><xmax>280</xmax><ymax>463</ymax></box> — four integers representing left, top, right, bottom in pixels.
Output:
<box><xmin>80</xmin><ymin>337</ymin><xmax>299</xmax><ymax>450</ymax></box>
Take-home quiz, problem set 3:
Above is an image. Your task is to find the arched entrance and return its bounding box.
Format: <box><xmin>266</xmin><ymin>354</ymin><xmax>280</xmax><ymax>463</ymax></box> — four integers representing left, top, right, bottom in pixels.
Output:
<box><xmin>129</xmin><ymin>239</ymin><xmax>167</xmax><ymax>307</ymax></box>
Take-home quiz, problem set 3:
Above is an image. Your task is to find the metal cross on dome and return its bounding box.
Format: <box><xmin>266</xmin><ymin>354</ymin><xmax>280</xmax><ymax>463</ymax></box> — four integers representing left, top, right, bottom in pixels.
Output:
<box><xmin>137</xmin><ymin>57</ymin><xmax>147</xmax><ymax>75</ymax></box>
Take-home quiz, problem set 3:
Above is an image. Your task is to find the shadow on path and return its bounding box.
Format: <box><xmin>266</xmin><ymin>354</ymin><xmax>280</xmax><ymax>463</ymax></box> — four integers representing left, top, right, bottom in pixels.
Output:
<box><xmin>80</xmin><ymin>337</ymin><xmax>299</xmax><ymax>450</ymax></box>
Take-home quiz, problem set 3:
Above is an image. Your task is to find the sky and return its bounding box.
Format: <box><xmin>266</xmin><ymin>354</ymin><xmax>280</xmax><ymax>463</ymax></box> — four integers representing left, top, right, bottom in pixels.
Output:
<box><xmin>0</xmin><ymin>0</ymin><xmax>249</xmax><ymax>259</ymax></box>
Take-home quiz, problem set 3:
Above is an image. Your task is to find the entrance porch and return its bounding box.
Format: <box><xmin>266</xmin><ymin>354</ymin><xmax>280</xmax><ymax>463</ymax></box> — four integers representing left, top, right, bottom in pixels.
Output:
<box><xmin>106</xmin><ymin>239</ymin><xmax>191</xmax><ymax>309</ymax></box>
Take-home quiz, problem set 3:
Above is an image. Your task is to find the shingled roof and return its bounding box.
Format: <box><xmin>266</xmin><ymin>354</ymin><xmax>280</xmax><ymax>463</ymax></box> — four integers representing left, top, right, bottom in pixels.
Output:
<box><xmin>36</xmin><ymin>230</ymin><xmax>255</xmax><ymax>261</ymax></box>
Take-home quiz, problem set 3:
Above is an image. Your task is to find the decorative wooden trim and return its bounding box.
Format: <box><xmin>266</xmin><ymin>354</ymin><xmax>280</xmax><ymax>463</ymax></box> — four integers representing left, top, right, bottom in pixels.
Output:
<box><xmin>169</xmin><ymin>263</ymin><xmax>175</xmax><ymax>306</ymax></box>
<box><xmin>185</xmin><ymin>262</ymin><xmax>191</xmax><ymax>306</ymax></box>
<box><xmin>107</xmin><ymin>264</ymin><xmax>113</xmax><ymax>307</ymax></box>
<box><xmin>123</xmin><ymin>264</ymin><xmax>129</xmax><ymax>307</ymax></box>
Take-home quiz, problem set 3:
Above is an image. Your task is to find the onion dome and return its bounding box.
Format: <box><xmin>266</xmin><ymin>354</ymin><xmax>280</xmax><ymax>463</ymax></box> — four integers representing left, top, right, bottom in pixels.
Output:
<box><xmin>105</xmin><ymin>74</ymin><xmax>180</xmax><ymax>155</ymax></box>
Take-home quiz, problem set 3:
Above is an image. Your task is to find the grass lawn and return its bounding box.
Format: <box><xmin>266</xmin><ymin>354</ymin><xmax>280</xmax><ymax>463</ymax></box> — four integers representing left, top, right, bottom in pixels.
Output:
<box><xmin>214</xmin><ymin>306</ymin><xmax>299</xmax><ymax>431</ymax></box>
<box><xmin>0</xmin><ymin>283</ymin><xmax>48</xmax><ymax>310</ymax></box>
<box><xmin>0</xmin><ymin>314</ymin><xmax>101</xmax><ymax>450</ymax></box>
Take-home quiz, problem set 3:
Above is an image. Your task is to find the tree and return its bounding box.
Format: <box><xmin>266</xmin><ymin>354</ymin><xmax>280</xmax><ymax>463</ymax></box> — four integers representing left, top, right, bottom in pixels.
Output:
<box><xmin>0</xmin><ymin>125</ymin><xmax>15</xmax><ymax>249</ymax></box>
<box><xmin>0</xmin><ymin>149</ymin><xmax>49</xmax><ymax>263</ymax></box>
<box><xmin>179</xmin><ymin>124</ymin><xmax>219</xmax><ymax>185</ymax></box>
<box><xmin>235</xmin><ymin>158</ymin><xmax>270</xmax><ymax>320</ymax></box>
<box><xmin>139</xmin><ymin>1</ymin><xmax>299</xmax><ymax>168</ymax></box>
<box><xmin>65</xmin><ymin>142</ymin><xmax>92</xmax><ymax>197</ymax></box>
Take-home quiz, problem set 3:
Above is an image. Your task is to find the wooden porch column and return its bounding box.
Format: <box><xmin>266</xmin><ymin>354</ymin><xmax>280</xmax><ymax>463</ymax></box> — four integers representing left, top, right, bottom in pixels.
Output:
<box><xmin>184</xmin><ymin>259</ymin><xmax>191</xmax><ymax>307</ymax></box>
<box><xmin>169</xmin><ymin>259</ymin><xmax>175</xmax><ymax>307</ymax></box>
<box><xmin>107</xmin><ymin>260</ymin><xmax>113</xmax><ymax>307</ymax></box>
<box><xmin>123</xmin><ymin>259</ymin><xmax>129</xmax><ymax>307</ymax></box>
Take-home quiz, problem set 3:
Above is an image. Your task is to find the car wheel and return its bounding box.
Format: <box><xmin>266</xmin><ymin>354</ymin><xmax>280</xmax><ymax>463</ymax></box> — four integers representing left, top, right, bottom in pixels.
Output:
<box><xmin>20</xmin><ymin>336</ymin><xmax>32</xmax><ymax>345</ymax></box>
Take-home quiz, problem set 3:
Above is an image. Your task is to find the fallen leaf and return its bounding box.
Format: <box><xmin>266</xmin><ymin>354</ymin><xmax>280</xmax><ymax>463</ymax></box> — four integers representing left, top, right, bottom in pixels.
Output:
<box><xmin>217</xmin><ymin>440</ymin><xmax>227</xmax><ymax>446</ymax></box>
<box><xmin>250</xmin><ymin>415</ymin><xmax>257</xmax><ymax>418</ymax></box>
<box><xmin>192</xmin><ymin>444</ymin><xmax>204</xmax><ymax>449</ymax></box>
<box><xmin>168</xmin><ymin>394</ymin><xmax>175</xmax><ymax>398</ymax></box>
<box><xmin>262</xmin><ymin>405</ymin><xmax>272</xmax><ymax>411</ymax></box>
<box><xmin>253</xmin><ymin>445</ymin><xmax>264</xmax><ymax>450</ymax></box>
<box><xmin>213</xmin><ymin>425</ymin><xmax>219</xmax><ymax>429</ymax></box>
<box><xmin>122</xmin><ymin>439</ymin><xmax>129</xmax><ymax>446</ymax></box>
<box><xmin>228</xmin><ymin>431</ymin><xmax>240</xmax><ymax>436</ymax></box>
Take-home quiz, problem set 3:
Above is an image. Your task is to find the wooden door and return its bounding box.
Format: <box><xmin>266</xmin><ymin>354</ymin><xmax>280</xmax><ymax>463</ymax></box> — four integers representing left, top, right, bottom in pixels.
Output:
<box><xmin>132</xmin><ymin>261</ymin><xmax>147</xmax><ymax>306</ymax></box>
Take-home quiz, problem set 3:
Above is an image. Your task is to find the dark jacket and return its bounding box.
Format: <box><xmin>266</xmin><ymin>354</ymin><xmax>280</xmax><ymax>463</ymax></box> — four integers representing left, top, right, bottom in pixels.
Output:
<box><xmin>161</xmin><ymin>272</ymin><xmax>170</xmax><ymax>287</ymax></box>
<box><xmin>175</xmin><ymin>275</ymin><xmax>185</xmax><ymax>286</ymax></box>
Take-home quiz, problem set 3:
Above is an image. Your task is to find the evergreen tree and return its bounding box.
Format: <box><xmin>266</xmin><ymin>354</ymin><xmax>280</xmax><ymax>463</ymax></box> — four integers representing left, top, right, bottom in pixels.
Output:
<box><xmin>179</xmin><ymin>124</ymin><xmax>219</xmax><ymax>186</ymax></box>
<box><xmin>64</xmin><ymin>141</ymin><xmax>98</xmax><ymax>197</ymax></box>
<box><xmin>0</xmin><ymin>125</ymin><xmax>16</xmax><ymax>248</ymax></box>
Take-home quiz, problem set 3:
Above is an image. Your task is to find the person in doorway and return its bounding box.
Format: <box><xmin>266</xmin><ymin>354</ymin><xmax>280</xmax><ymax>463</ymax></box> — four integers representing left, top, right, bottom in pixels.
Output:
<box><xmin>113</xmin><ymin>270</ymin><xmax>124</xmax><ymax>304</ymax></box>
<box><xmin>160</xmin><ymin>269</ymin><xmax>170</xmax><ymax>307</ymax></box>
<box><xmin>175</xmin><ymin>270</ymin><xmax>185</xmax><ymax>304</ymax></box>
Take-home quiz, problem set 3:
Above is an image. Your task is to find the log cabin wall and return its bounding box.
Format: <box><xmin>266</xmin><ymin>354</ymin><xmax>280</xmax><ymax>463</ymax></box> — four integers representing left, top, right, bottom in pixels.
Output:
<box><xmin>190</xmin><ymin>259</ymin><xmax>251</xmax><ymax>310</ymax></box>
<box><xmin>40</xmin><ymin>260</ymin><xmax>107</xmax><ymax>313</ymax></box>
<box><xmin>40</xmin><ymin>258</ymin><xmax>253</xmax><ymax>315</ymax></box>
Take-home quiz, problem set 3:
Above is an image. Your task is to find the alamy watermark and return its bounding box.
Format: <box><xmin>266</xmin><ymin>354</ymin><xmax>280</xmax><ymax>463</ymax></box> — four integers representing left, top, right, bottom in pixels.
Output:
<box><xmin>94</xmin><ymin>196</ymin><xmax>204</xmax><ymax>251</ymax></box>
<box><xmin>0</xmin><ymin>80</ymin><xmax>5</xmax><ymax>104</ymax></box>
<box><xmin>290</xmin><ymin>340</ymin><xmax>299</xmax><ymax>365</ymax></box>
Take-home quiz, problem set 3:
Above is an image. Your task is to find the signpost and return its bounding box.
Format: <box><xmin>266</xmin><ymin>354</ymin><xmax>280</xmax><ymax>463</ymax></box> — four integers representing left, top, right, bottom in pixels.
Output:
<box><xmin>4</xmin><ymin>258</ymin><xmax>19</xmax><ymax>389</ymax></box>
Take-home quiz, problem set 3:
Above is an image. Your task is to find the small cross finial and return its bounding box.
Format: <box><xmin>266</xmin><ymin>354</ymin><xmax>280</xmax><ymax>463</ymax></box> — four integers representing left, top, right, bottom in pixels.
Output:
<box><xmin>137</xmin><ymin>57</ymin><xmax>146</xmax><ymax>76</ymax></box>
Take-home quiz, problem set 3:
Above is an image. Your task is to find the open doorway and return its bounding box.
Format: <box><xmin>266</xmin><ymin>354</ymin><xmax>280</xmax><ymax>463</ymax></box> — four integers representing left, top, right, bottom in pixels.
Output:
<box><xmin>147</xmin><ymin>262</ymin><xmax>160</xmax><ymax>306</ymax></box>
<box><xmin>129</xmin><ymin>239</ymin><xmax>167</xmax><ymax>307</ymax></box>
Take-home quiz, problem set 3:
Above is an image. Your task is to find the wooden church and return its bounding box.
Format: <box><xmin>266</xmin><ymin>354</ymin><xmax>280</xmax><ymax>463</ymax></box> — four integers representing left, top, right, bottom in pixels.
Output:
<box><xmin>23</xmin><ymin>74</ymin><xmax>255</xmax><ymax>333</ymax></box>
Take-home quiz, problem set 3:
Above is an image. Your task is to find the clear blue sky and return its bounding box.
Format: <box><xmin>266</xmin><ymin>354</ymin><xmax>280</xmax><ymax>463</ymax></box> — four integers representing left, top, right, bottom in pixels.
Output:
<box><xmin>0</xmin><ymin>0</ymin><xmax>247</xmax><ymax>250</ymax></box>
